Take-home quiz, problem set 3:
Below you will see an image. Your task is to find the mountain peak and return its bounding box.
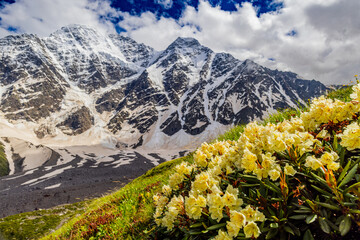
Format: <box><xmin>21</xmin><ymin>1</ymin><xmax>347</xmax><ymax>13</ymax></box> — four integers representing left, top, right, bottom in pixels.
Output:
<box><xmin>48</xmin><ymin>24</ymin><xmax>103</xmax><ymax>42</ymax></box>
<box><xmin>59</xmin><ymin>24</ymin><xmax>96</xmax><ymax>32</ymax></box>
<box><xmin>162</xmin><ymin>36</ymin><xmax>211</xmax><ymax>56</ymax></box>
<box><xmin>241</xmin><ymin>59</ymin><xmax>262</xmax><ymax>72</ymax></box>
<box><xmin>173</xmin><ymin>37</ymin><xmax>200</xmax><ymax>46</ymax></box>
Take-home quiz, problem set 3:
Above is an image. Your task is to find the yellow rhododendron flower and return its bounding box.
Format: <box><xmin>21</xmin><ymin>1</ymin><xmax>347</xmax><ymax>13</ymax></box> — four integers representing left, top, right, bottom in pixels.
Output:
<box><xmin>192</xmin><ymin>172</ymin><xmax>211</xmax><ymax>192</ymax></box>
<box><xmin>227</xmin><ymin>210</ymin><xmax>247</xmax><ymax>238</ymax></box>
<box><xmin>284</xmin><ymin>163</ymin><xmax>296</xmax><ymax>176</ymax></box>
<box><xmin>350</xmin><ymin>83</ymin><xmax>360</xmax><ymax>101</ymax></box>
<box><xmin>241</xmin><ymin>205</ymin><xmax>265</xmax><ymax>222</ymax></box>
<box><xmin>339</xmin><ymin>122</ymin><xmax>360</xmax><ymax>150</ymax></box>
<box><xmin>316</xmin><ymin>129</ymin><xmax>329</xmax><ymax>139</ymax></box>
<box><xmin>268</xmin><ymin>169</ymin><xmax>281</xmax><ymax>181</ymax></box>
<box><xmin>214</xmin><ymin>229</ymin><xmax>233</xmax><ymax>240</ymax></box>
<box><xmin>241</xmin><ymin>148</ymin><xmax>258</xmax><ymax>173</ymax></box>
<box><xmin>261</xmin><ymin>152</ymin><xmax>276</xmax><ymax>169</ymax></box>
<box><xmin>168</xmin><ymin>172</ymin><xmax>184</xmax><ymax>189</ymax></box>
<box><xmin>161</xmin><ymin>212</ymin><xmax>175</xmax><ymax>230</ymax></box>
<box><xmin>320</xmin><ymin>151</ymin><xmax>339</xmax><ymax>165</ymax></box>
<box><xmin>240</xmin><ymin>205</ymin><xmax>256</xmax><ymax>222</ymax></box>
<box><xmin>207</xmin><ymin>192</ymin><xmax>224</xmax><ymax>222</ymax></box>
<box><xmin>222</xmin><ymin>185</ymin><xmax>243</xmax><ymax>210</ymax></box>
<box><xmin>167</xmin><ymin>195</ymin><xmax>184</xmax><ymax>217</ymax></box>
<box><xmin>305</xmin><ymin>155</ymin><xmax>322</xmax><ymax>170</ymax></box>
<box><xmin>175</xmin><ymin>162</ymin><xmax>193</xmax><ymax>175</ymax></box>
<box><xmin>230</xmin><ymin>210</ymin><xmax>246</xmax><ymax>227</ymax></box>
<box><xmin>226</xmin><ymin>165</ymin><xmax>234</xmax><ymax>175</ymax></box>
<box><xmin>154</xmin><ymin>195</ymin><xmax>168</xmax><ymax>208</ymax></box>
<box><xmin>244</xmin><ymin>221</ymin><xmax>261</xmax><ymax>238</ymax></box>
<box><xmin>194</xmin><ymin>149</ymin><xmax>208</xmax><ymax>167</ymax></box>
<box><xmin>185</xmin><ymin>194</ymin><xmax>206</xmax><ymax>219</ymax></box>
<box><xmin>162</xmin><ymin>185</ymin><xmax>172</xmax><ymax>196</ymax></box>
<box><xmin>328</xmin><ymin>161</ymin><xmax>340</xmax><ymax>171</ymax></box>
<box><xmin>254</xmin><ymin>168</ymin><xmax>268</xmax><ymax>180</ymax></box>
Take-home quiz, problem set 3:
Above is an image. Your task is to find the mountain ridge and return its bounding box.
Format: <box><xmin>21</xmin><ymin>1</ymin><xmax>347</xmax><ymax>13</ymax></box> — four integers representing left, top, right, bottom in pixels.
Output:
<box><xmin>0</xmin><ymin>24</ymin><xmax>327</xmax><ymax>152</ymax></box>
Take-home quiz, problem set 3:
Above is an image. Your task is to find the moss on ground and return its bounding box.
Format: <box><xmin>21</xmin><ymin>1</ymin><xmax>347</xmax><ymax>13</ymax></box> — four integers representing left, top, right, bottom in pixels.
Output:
<box><xmin>0</xmin><ymin>142</ymin><xmax>9</xmax><ymax>177</ymax></box>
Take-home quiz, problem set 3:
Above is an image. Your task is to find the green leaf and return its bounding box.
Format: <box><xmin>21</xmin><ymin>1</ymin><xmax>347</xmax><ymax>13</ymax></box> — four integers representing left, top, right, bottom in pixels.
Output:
<box><xmin>267</xmin><ymin>207</ymin><xmax>276</xmax><ymax>216</ymax></box>
<box><xmin>325</xmin><ymin>218</ymin><xmax>339</xmax><ymax>231</ymax></box>
<box><xmin>266</xmin><ymin>228</ymin><xmax>278</xmax><ymax>240</ymax></box>
<box><xmin>310</xmin><ymin>184</ymin><xmax>332</xmax><ymax>197</ymax></box>
<box><xmin>338</xmin><ymin>145</ymin><xmax>346</xmax><ymax>166</ymax></box>
<box><xmin>344</xmin><ymin>193</ymin><xmax>358</xmax><ymax>200</ymax></box>
<box><xmin>318</xmin><ymin>217</ymin><xmax>330</xmax><ymax>234</ymax></box>
<box><xmin>338</xmin><ymin>160</ymin><xmax>352</xmax><ymax>182</ymax></box>
<box><xmin>310</xmin><ymin>172</ymin><xmax>331</xmax><ymax>190</ymax></box>
<box><xmin>305</xmin><ymin>214</ymin><xmax>317</xmax><ymax>224</ymax></box>
<box><xmin>303</xmin><ymin>229</ymin><xmax>315</xmax><ymax>240</ymax></box>
<box><xmin>355</xmin><ymin>174</ymin><xmax>360</xmax><ymax>182</ymax></box>
<box><xmin>264</xmin><ymin>182</ymin><xmax>281</xmax><ymax>194</ymax></box>
<box><xmin>316</xmin><ymin>201</ymin><xmax>341</xmax><ymax>211</ymax></box>
<box><xmin>339</xmin><ymin>215</ymin><xmax>352</xmax><ymax>236</ymax></box>
<box><xmin>270</xmin><ymin>223</ymin><xmax>278</xmax><ymax>228</ymax></box>
<box><xmin>289</xmin><ymin>215</ymin><xmax>307</xmax><ymax>220</ymax></box>
<box><xmin>283</xmin><ymin>226</ymin><xmax>294</xmax><ymax>235</ymax></box>
<box><xmin>288</xmin><ymin>222</ymin><xmax>301</xmax><ymax>236</ymax></box>
<box><xmin>343</xmin><ymin>202</ymin><xmax>358</xmax><ymax>207</ymax></box>
<box><xmin>343</xmin><ymin>181</ymin><xmax>360</xmax><ymax>193</ymax></box>
<box><xmin>279</xmin><ymin>209</ymin><xmax>284</xmax><ymax>219</ymax></box>
<box><xmin>294</xmin><ymin>209</ymin><xmax>312</xmax><ymax>214</ymax></box>
<box><xmin>336</xmin><ymin>215</ymin><xmax>345</xmax><ymax>225</ymax></box>
<box><xmin>351</xmin><ymin>157</ymin><xmax>360</xmax><ymax>169</ymax></box>
<box><xmin>332</xmin><ymin>134</ymin><xmax>338</xmax><ymax>150</ymax></box>
<box><xmin>238</xmin><ymin>174</ymin><xmax>258</xmax><ymax>181</ymax></box>
<box><xmin>240</xmin><ymin>183</ymin><xmax>260</xmax><ymax>187</ymax></box>
<box><xmin>350</xmin><ymin>209</ymin><xmax>360</xmax><ymax>214</ymax></box>
<box><xmin>190</xmin><ymin>223</ymin><xmax>203</xmax><ymax>228</ymax></box>
<box><xmin>206</xmin><ymin>223</ymin><xmax>226</xmax><ymax>231</ymax></box>
<box><xmin>338</xmin><ymin>164</ymin><xmax>358</xmax><ymax>189</ymax></box>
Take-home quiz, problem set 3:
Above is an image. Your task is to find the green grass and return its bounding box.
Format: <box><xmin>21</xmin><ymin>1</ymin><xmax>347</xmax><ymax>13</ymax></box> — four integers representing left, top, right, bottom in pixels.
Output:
<box><xmin>215</xmin><ymin>124</ymin><xmax>246</xmax><ymax>142</ymax></box>
<box><xmin>0</xmin><ymin>85</ymin><xmax>354</xmax><ymax>239</ymax></box>
<box><xmin>0</xmin><ymin>142</ymin><xmax>9</xmax><ymax>177</ymax></box>
<box><xmin>0</xmin><ymin>201</ymin><xmax>88</xmax><ymax>240</ymax></box>
<box><xmin>327</xmin><ymin>85</ymin><xmax>353</xmax><ymax>102</ymax></box>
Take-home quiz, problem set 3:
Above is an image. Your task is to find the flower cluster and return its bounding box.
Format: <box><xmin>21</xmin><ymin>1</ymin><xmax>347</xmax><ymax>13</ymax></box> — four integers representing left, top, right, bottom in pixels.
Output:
<box><xmin>152</xmin><ymin>84</ymin><xmax>360</xmax><ymax>239</ymax></box>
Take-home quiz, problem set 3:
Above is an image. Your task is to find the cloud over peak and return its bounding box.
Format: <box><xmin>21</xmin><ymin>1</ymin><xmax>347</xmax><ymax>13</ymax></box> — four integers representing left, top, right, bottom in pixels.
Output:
<box><xmin>0</xmin><ymin>0</ymin><xmax>359</xmax><ymax>85</ymax></box>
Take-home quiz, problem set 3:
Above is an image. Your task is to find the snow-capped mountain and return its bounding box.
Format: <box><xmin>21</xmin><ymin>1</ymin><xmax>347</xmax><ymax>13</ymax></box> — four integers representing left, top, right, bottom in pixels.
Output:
<box><xmin>0</xmin><ymin>24</ymin><xmax>327</xmax><ymax>150</ymax></box>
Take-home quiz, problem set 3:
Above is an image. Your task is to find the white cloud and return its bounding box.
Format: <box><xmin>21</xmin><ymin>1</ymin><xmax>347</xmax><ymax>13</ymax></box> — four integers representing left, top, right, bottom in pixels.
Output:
<box><xmin>118</xmin><ymin>0</ymin><xmax>360</xmax><ymax>85</ymax></box>
<box><xmin>155</xmin><ymin>0</ymin><xmax>174</xmax><ymax>9</ymax></box>
<box><xmin>0</xmin><ymin>0</ymin><xmax>359</xmax><ymax>85</ymax></box>
<box><xmin>0</xmin><ymin>0</ymin><xmax>118</xmax><ymax>37</ymax></box>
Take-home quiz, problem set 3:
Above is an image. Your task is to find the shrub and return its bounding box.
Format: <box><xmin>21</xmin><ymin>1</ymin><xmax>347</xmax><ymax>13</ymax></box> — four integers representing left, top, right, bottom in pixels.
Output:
<box><xmin>150</xmin><ymin>83</ymin><xmax>360</xmax><ymax>239</ymax></box>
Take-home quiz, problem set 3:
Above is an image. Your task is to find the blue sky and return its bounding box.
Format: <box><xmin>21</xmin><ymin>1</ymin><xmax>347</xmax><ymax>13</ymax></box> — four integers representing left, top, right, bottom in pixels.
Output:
<box><xmin>0</xmin><ymin>0</ymin><xmax>359</xmax><ymax>85</ymax></box>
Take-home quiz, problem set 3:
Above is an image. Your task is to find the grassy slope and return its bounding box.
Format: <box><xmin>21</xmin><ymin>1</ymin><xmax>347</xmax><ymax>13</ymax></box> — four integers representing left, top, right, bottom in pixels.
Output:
<box><xmin>0</xmin><ymin>202</ymin><xmax>88</xmax><ymax>240</ymax></box>
<box><xmin>0</xmin><ymin>142</ymin><xmax>9</xmax><ymax>177</ymax></box>
<box><xmin>0</xmin><ymin>86</ymin><xmax>353</xmax><ymax>240</ymax></box>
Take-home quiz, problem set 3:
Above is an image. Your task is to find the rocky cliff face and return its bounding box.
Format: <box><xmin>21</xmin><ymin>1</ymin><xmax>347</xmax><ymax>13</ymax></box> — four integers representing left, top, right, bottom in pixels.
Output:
<box><xmin>0</xmin><ymin>25</ymin><xmax>327</xmax><ymax>149</ymax></box>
